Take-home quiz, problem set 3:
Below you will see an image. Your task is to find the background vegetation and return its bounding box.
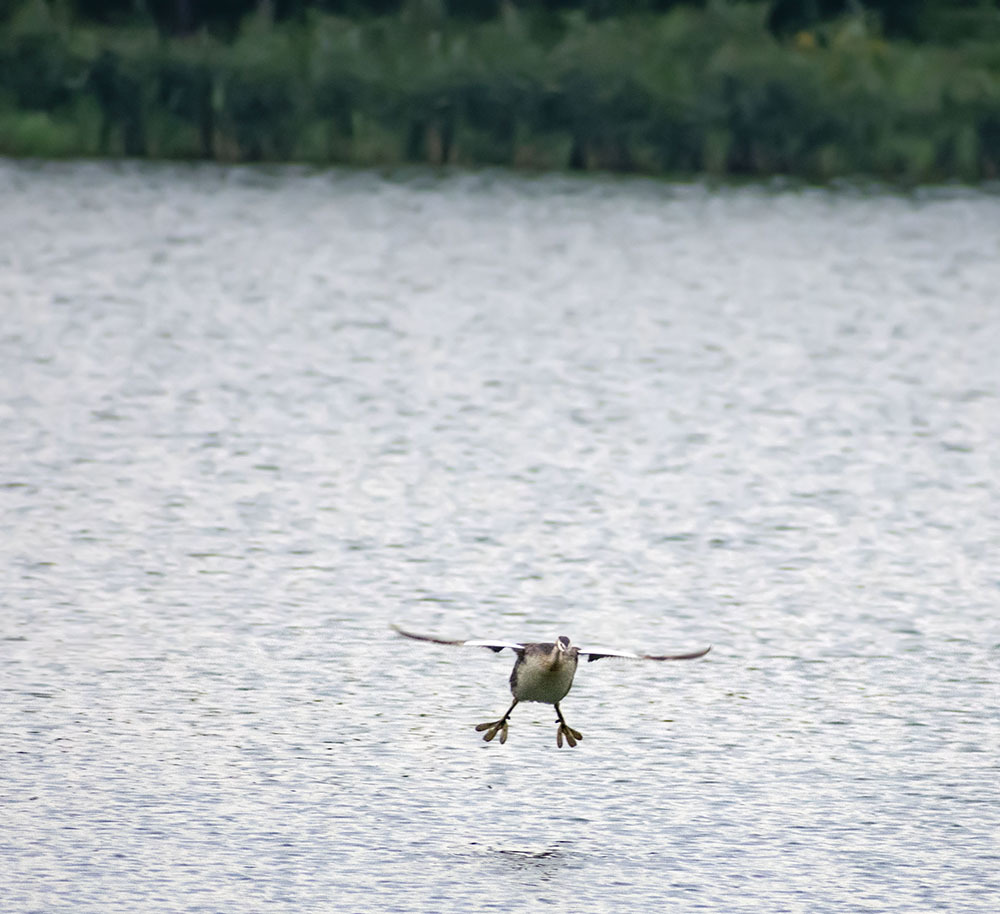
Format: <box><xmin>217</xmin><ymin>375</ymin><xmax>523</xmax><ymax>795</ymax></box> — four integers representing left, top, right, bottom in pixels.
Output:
<box><xmin>2</xmin><ymin>0</ymin><xmax>1000</xmax><ymax>180</ymax></box>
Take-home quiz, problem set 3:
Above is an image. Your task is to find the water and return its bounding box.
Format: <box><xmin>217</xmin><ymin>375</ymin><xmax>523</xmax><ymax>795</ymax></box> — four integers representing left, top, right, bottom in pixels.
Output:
<box><xmin>2</xmin><ymin>160</ymin><xmax>998</xmax><ymax>913</ymax></box>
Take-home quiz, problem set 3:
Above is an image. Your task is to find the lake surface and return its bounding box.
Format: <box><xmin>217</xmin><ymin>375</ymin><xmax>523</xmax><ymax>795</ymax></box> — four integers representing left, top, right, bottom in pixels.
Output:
<box><xmin>2</xmin><ymin>160</ymin><xmax>998</xmax><ymax>913</ymax></box>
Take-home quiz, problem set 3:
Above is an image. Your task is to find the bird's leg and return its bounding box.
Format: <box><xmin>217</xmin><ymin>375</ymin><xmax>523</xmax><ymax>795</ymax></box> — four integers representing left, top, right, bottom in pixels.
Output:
<box><xmin>554</xmin><ymin>703</ymin><xmax>583</xmax><ymax>748</ymax></box>
<box><xmin>475</xmin><ymin>699</ymin><xmax>518</xmax><ymax>744</ymax></box>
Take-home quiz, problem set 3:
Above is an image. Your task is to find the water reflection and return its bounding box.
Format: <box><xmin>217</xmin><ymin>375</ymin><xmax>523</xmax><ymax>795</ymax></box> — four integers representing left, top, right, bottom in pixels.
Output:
<box><xmin>488</xmin><ymin>841</ymin><xmax>575</xmax><ymax>877</ymax></box>
<box><xmin>2</xmin><ymin>161</ymin><xmax>998</xmax><ymax>913</ymax></box>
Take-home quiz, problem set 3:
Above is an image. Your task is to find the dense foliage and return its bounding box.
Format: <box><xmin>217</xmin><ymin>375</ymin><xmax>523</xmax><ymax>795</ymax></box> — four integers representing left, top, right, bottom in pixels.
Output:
<box><xmin>2</xmin><ymin>0</ymin><xmax>1000</xmax><ymax>180</ymax></box>
<box><xmin>40</xmin><ymin>1</ymin><xmax>1000</xmax><ymax>40</ymax></box>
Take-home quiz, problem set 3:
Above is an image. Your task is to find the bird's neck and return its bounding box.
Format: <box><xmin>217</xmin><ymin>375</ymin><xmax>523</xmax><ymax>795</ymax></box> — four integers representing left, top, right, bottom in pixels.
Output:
<box><xmin>545</xmin><ymin>647</ymin><xmax>567</xmax><ymax>668</ymax></box>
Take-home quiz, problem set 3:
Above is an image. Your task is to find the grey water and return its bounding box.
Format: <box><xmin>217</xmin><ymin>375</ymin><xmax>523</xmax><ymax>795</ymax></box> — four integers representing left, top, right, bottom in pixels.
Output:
<box><xmin>2</xmin><ymin>159</ymin><xmax>998</xmax><ymax>913</ymax></box>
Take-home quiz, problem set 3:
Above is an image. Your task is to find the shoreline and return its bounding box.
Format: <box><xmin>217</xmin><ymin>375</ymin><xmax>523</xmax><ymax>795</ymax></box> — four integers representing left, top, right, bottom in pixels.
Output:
<box><xmin>3</xmin><ymin>4</ymin><xmax>999</xmax><ymax>182</ymax></box>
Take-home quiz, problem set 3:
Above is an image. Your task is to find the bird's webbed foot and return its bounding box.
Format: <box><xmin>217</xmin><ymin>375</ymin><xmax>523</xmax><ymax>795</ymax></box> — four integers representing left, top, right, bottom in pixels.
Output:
<box><xmin>555</xmin><ymin>721</ymin><xmax>583</xmax><ymax>748</ymax></box>
<box><xmin>475</xmin><ymin>719</ymin><xmax>510</xmax><ymax>744</ymax></box>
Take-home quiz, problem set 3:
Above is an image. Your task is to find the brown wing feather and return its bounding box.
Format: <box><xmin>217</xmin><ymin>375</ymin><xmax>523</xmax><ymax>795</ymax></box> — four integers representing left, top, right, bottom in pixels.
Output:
<box><xmin>391</xmin><ymin>624</ymin><xmax>523</xmax><ymax>654</ymax></box>
<box><xmin>584</xmin><ymin>645</ymin><xmax>711</xmax><ymax>662</ymax></box>
<box><xmin>391</xmin><ymin>624</ymin><xmax>467</xmax><ymax>646</ymax></box>
<box><xmin>640</xmin><ymin>645</ymin><xmax>712</xmax><ymax>661</ymax></box>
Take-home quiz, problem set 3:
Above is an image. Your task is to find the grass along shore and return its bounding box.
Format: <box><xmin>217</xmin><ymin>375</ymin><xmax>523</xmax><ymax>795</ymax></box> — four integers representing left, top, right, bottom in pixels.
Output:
<box><xmin>3</xmin><ymin>1</ymin><xmax>1000</xmax><ymax>181</ymax></box>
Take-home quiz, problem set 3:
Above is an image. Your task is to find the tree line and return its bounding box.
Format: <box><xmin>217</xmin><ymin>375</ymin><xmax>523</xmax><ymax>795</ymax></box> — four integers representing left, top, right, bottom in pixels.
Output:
<box><xmin>2</xmin><ymin>0</ymin><xmax>1000</xmax><ymax>180</ymax></box>
<box><xmin>49</xmin><ymin>0</ymin><xmax>1000</xmax><ymax>40</ymax></box>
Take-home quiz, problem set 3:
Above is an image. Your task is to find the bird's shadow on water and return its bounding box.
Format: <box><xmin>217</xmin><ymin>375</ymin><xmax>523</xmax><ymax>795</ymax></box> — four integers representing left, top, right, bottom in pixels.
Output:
<box><xmin>472</xmin><ymin>840</ymin><xmax>578</xmax><ymax>882</ymax></box>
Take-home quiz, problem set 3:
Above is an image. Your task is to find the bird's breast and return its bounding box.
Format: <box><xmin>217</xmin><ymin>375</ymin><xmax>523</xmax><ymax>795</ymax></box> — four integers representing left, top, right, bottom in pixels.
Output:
<box><xmin>511</xmin><ymin>655</ymin><xmax>577</xmax><ymax>704</ymax></box>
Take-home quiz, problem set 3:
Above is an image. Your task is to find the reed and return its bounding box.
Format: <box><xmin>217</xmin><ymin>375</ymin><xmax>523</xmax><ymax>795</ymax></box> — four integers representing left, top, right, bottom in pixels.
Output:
<box><xmin>2</xmin><ymin>0</ymin><xmax>999</xmax><ymax>180</ymax></box>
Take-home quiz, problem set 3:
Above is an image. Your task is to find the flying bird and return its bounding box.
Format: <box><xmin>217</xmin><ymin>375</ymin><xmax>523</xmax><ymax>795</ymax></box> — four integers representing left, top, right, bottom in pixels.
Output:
<box><xmin>391</xmin><ymin>624</ymin><xmax>710</xmax><ymax>748</ymax></box>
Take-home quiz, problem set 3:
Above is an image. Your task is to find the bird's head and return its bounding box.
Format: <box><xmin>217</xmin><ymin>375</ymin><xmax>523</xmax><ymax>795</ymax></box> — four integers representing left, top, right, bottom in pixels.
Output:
<box><xmin>540</xmin><ymin>636</ymin><xmax>575</xmax><ymax>668</ymax></box>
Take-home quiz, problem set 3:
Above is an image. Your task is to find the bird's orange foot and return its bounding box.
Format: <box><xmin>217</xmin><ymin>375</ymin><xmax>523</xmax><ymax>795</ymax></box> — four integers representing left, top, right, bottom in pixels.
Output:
<box><xmin>475</xmin><ymin>720</ymin><xmax>510</xmax><ymax>744</ymax></box>
<box><xmin>556</xmin><ymin>722</ymin><xmax>583</xmax><ymax>748</ymax></box>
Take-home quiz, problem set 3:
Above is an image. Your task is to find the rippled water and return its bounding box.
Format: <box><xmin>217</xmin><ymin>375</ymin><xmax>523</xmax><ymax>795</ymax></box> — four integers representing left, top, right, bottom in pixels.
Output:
<box><xmin>2</xmin><ymin>160</ymin><xmax>998</xmax><ymax>913</ymax></box>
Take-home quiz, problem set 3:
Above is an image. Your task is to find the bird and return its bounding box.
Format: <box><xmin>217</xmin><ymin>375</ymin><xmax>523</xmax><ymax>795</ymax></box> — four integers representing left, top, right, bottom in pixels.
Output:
<box><xmin>391</xmin><ymin>624</ymin><xmax>710</xmax><ymax>748</ymax></box>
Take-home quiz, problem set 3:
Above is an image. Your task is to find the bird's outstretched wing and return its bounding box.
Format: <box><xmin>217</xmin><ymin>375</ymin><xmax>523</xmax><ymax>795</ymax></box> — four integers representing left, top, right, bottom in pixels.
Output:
<box><xmin>391</xmin><ymin>624</ymin><xmax>525</xmax><ymax>655</ymax></box>
<box><xmin>579</xmin><ymin>645</ymin><xmax>711</xmax><ymax>663</ymax></box>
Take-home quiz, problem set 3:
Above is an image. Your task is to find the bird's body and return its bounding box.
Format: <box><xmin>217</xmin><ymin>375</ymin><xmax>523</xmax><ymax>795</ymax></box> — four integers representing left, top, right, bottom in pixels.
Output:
<box><xmin>510</xmin><ymin>637</ymin><xmax>578</xmax><ymax>705</ymax></box>
<box><xmin>392</xmin><ymin>625</ymin><xmax>710</xmax><ymax>748</ymax></box>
